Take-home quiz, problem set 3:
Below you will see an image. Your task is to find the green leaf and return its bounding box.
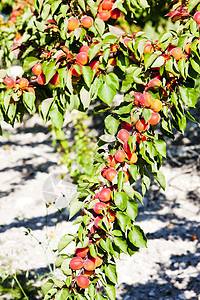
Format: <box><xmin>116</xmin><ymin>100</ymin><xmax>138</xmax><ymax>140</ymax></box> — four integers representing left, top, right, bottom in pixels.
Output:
<box><xmin>123</xmin><ymin>183</ymin><xmax>135</xmax><ymax>200</ymax></box>
<box><xmin>113</xmin><ymin>102</ymin><xmax>133</xmax><ymax>114</ymax></box>
<box><xmin>23</xmin><ymin>56</ymin><xmax>39</xmax><ymax>72</ymax></box>
<box><xmin>105</xmin><ymin>115</ymin><xmax>120</xmax><ymax>135</ymax></box>
<box><xmin>95</xmin><ymin>18</ymin><xmax>105</xmax><ymax>36</ymax></box>
<box><xmin>61</xmin><ymin>259</ymin><xmax>72</xmax><ymax>276</ymax></box>
<box><xmin>128</xmin><ymin>225</ymin><xmax>147</xmax><ymax>248</ymax></box>
<box><xmin>42</xmin><ymin>61</ymin><xmax>57</xmax><ymax>84</ymax></box>
<box><xmin>49</xmin><ymin>103</ymin><xmax>64</xmax><ymax>129</ymax></box>
<box><xmin>54</xmin><ymin>289</ymin><xmax>70</xmax><ymax>300</ymax></box>
<box><xmin>104</xmin><ymin>284</ymin><xmax>116</xmax><ymax>300</ymax></box>
<box><xmin>88</xmin><ymin>283</ymin><xmax>95</xmax><ymax>300</ymax></box>
<box><xmin>117</xmin><ymin>170</ymin><xmax>124</xmax><ymax>192</ymax></box>
<box><xmin>153</xmin><ymin>170</ymin><xmax>166</xmax><ymax>190</ymax></box>
<box><xmin>179</xmin><ymin>86</ymin><xmax>198</xmax><ymax>107</ymax></box>
<box><xmin>188</xmin><ymin>0</ymin><xmax>199</xmax><ymax>13</ymax></box>
<box><xmin>114</xmin><ymin>192</ymin><xmax>128</xmax><ymax>211</ymax></box>
<box><xmin>116</xmin><ymin>211</ymin><xmax>130</xmax><ymax>232</ymax></box>
<box><xmin>129</xmin><ymin>164</ymin><xmax>139</xmax><ymax>181</ymax></box>
<box><xmin>103</xmin><ymin>34</ymin><xmax>118</xmax><ymax>44</ymax></box>
<box><xmin>82</xmin><ymin>66</ymin><xmax>94</xmax><ymax>88</ymax></box>
<box><xmin>134</xmin><ymin>190</ymin><xmax>143</xmax><ymax>204</ymax></box>
<box><xmin>105</xmin><ymin>264</ymin><xmax>118</xmax><ymax>284</ymax></box>
<box><xmin>39</xmin><ymin>98</ymin><xmax>54</xmax><ymax>121</ymax></box>
<box><xmin>7</xmin><ymin>103</ymin><xmax>16</xmax><ymax>122</ymax></box>
<box><xmin>113</xmin><ymin>237</ymin><xmax>127</xmax><ymax>253</ymax></box>
<box><xmin>23</xmin><ymin>92</ymin><xmax>36</xmax><ymax>115</ymax></box>
<box><xmin>78</xmin><ymin>0</ymin><xmax>86</xmax><ymax>10</ymax></box>
<box><xmin>69</xmin><ymin>200</ymin><xmax>85</xmax><ymax>220</ymax></box>
<box><xmin>151</xmin><ymin>56</ymin><xmax>165</xmax><ymax>68</ymax></box>
<box><xmin>98</xmin><ymin>82</ymin><xmax>117</xmax><ymax>105</ymax></box>
<box><xmin>80</xmin><ymin>87</ymin><xmax>91</xmax><ymax>109</ymax></box>
<box><xmin>41</xmin><ymin>279</ymin><xmax>54</xmax><ymax>295</ymax></box>
<box><xmin>153</xmin><ymin>139</ymin><xmax>166</xmax><ymax>158</ymax></box>
<box><xmin>126</xmin><ymin>200</ymin><xmax>138</xmax><ymax>221</ymax></box>
<box><xmin>142</xmin><ymin>108</ymin><xmax>151</xmax><ymax>123</ymax></box>
<box><xmin>58</xmin><ymin>234</ymin><xmax>74</xmax><ymax>252</ymax></box>
<box><xmin>89</xmin><ymin>43</ymin><xmax>102</xmax><ymax>61</ymax></box>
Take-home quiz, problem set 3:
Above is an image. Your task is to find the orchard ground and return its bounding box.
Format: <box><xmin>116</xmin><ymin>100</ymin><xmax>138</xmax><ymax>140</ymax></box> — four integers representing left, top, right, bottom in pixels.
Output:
<box><xmin>0</xmin><ymin>112</ymin><xmax>200</xmax><ymax>300</ymax></box>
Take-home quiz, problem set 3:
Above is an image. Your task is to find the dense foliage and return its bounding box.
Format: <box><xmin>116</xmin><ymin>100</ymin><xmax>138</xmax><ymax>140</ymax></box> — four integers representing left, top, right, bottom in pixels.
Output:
<box><xmin>0</xmin><ymin>0</ymin><xmax>200</xmax><ymax>299</ymax></box>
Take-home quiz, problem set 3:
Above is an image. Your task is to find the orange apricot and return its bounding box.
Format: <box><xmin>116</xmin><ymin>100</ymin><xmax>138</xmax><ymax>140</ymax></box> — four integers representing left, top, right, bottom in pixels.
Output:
<box><xmin>102</xmin><ymin>0</ymin><xmax>113</xmax><ymax>10</ymax></box>
<box><xmin>77</xmin><ymin>275</ymin><xmax>90</xmax><ymax>289</ymax></box>
<box><xmin>99</xmin><ymin>188</ymin><xmax>111</xmax><ymax>202</ymax></box>
<box><xmin>75</xmin><ymin>247</ymin><xmax>89</xmax><ymax>258</ymax></box>
<box><xmin>81</xmin><ymin>16</ymin><xmax>93</xmax><ymax>28</ymax></box>
<box><xmin>149</xmin><ymin>112</ymin><xmax>160</xmax><ymax>125</ymax></box>
<box><xmin>76</xmin><ymin>52</ymin><xmax>89</xmax><ymax>65</ymax></box>
<box><xmin>110</xmin><ymin>8</ymin><xmax>120</xmax><ymax>19</ymax></box>
<box><xmin>70</xmin><ymin>257</ymin><xmax>83</xmax><ymax>270</ymax></box>
<box><xmin>32</xmin><ymin>63</ymin><xmax>43</xmax><ymax>76</ymax></box>
<box><xmin>98</xmin><ymin>10</ymin><xmax>111</xmax><ymax>21</ymax></box>
<box><xmin>135</xmin><ymin>119</ymin><xmax>149</xmax><ymax>132</ymax></box>
<box><xmin>169</xmin><ymin>47</ymin><xmax>183</xmax><ymax>60</ymax></box>
<box><xmin>139</xmin><ymin>92</ymin><xmax>152</xmax><ymax>107</ymax></box>
<box><xmin>194</xmin><ymin>11</ymin><xmax>200</xmax><ymax>24</ymax></box>
<box><xmin>107</xmin><ymin>155</ymin><xmax>117</xmax><ymax>167</ymax></box>
<box><xmin>114</xmin><ymin>150</ymin><xmax>126</xmax><ymax>163</ymax></box>
<box><xmin>3</xmin><ymin>77</ymin><xmax>15</xmax><ymax>88</ymax></box>
<box><xmin>67</xmin><ymin>18</ymin><xmax>79</xmax><ymax>31</ymax></box>
<box><xmin>126</xmin><ymin>152</ymin><xmax>138</xmax><ymax>164</ymax></box>
<box><xmin>121</xmin><ymin>121</ymin><xmax>133</xmax><ymax>131</ymax></box>
<box><xmin>105</xmin><ymin>168</ymin><xmax>117</xmax><ymax>182</ymax></box>
<box><xmin>49</xmin><ymin>74</ymin><xmax>60</xmax><ymax>85</ymax></box>
<box><xmin>37</xmin><ymin>74</ymin><xmax>46</xmax><ymax>85</ymax></box>
<box><xmin>150</xmin><ymin>99</ymin><xmax>162</xmax><ymax>112</ymax></box>
<box><xmin>94</xmin><ymin>202</ymin><xmax>107</xmax><ymax>214</ymax></box>
<box><xmin>117</xmin><ymin>129</ymin><xmax>130</xmax><ymax>143</ymax></box>
<box><xmin>17</xmin><ymin>78</ymin><xmax>29</xmax><ymax>88</ymax></box>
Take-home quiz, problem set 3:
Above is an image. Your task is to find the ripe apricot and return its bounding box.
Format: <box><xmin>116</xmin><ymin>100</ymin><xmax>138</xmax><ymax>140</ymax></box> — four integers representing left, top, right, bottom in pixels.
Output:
<box><xmin>77</xmin><ymin>275</ymin><xmax>90</xmax><ymax>289</ymax></box>
<box><xmin>114</xmin><ymin>150</ymin><xmax>126</xmax><ymax>163</ymax></box>
<box><xmin>99</xmin><ymin>188</ymin><xmax>111</xmax><ymax>202</ymax></box>
<box><xmin>121</xmin><ymin>121</ymin><xmax>133</xmax><ymax>131</ymax></box>
<box><xmin>194</xmin><ymin>11</ymin><xmax>200</xmax><ymax>24</ymax></box>
<box><xmin>32</xmin><ymin>63</ymin><xmax>43</xmax><ymax>76</ymax></box>
<box><xmin>70</xmin><ymin>257</ymin><xmax>83</xmax><ymax>270</ymax></box>
<box><xmin>37</xmin><ymin>74</ymin><xmax>46</xmax><ymax>85</ymax></box>
<box><xmin>102</xmin><ymin>0</ymin><xmax>113</xmax><ymax>10</ymax></box>
<box><xmin>148</xmin><ymin>78</ymin><xmax>162</xmax><ymax>88</ymax></box>
<box><xmin>185</xmin><ymin>42</ymin><xmax>192</xmax><ymax>55</ymax></box>
<box><xmin>98</xmin><ymin>10</ymin><xmax>111</xmax><ymax>21</ymax></box>
<box><xmin>101</xmin><ymin>167</ymin><xmax>108</xmax><ymax>178</ymax></box>
<box><xmin>84</xmin><ymin>259</ymin><xmax>96</xmax><ymax>271</ymax></box>
<box><xmin>107</xmin><ymin>155</ymin><xmax>117</xmax><ymax>167</ymax></box>
<box><xmin>68</xmin><ymin>18</ymin><xmax>79</xmax><ymax>31</ymax></box>
<box><xmin>150</xmin><ymin>99</ymin><xmax>162</xmax><ymax>112</ymax></box>
<box><xmin>70</xmin><ymin>63</ymin><xmax>82</xmax><ymax>77</ymax></box>
<box><xmin>123</xmin><ymin>170</ymin><xmax>129</xmax><ymax>183</ymax></box>
<box><xmin>117</xmin><ymin>129</ymin><xmax>130</xmax><ymax>143</ymax></box>
<box><xmin>149</xmin><ymin>112</ymin><xmax>160</xmax><ymax>125</ymax></box>
<box><xmin>94</xmin><ymin>216</ymin><xmax>103</xmax><ymax>229</ymax></box>
<box><xmin>105</xmin><ymin>168</ymin><xmax>117</xmax><ymax>182</ymax></box>
<box><xmin>139</xmin><ymin>92</ymin><xmax>152</xmax><ymax>107</ymax></box>
<box><xmin>17</xmin><ymin>78</ymin><xmax>29</xmax><ymax>88</ymax></box>
<box><xmin>133</xmin><ymin>92</ymin><xmax>142</xmax><ymax>106</ymax></box>
<box><xmin>93</xmin><ymin>256</ymin><xmax>103</xmax><ymax>267</ymax></box>
<box><xmin>79</xmin><ymin>45</ymin><xmax>90</xmax><ymax>54</ymax></box>
<box><xmin>110</xmin><ymin>8</ymin><xmax>120</xmax><ymax>19</ymax></box>
<box><xmin>143</xmin><ymin>43</ymin><xmax>154</xmax><ymax>54</ymax></box>
<box><xmin>84</xmin><ymin>270</ymin><xmax>93</xmax><ymax>276</ymax></box>
<box><xmin>169</xmin><ymin>47</ymin><xmax>183</xmax><ymax>60</ymax></box>
<box><xmin>3</xmin><ymin>77</ymin><xmax>15</xmax><ymax>88</ymax></box>
<box><xmin>75</xmin><ymin>247</ymin><xmax>89</xmax><ymax>258</ymax></box>
<box><xmin>94</xmin><ymin>202</ymin><xmax>107</xmax><ymax>214</ymax></box>
<box><xmin>108</xmin><ymin>211</ymin><xmax>115</xmax><ymax>223</ymax></box>
<box><xmin>89</xmin><ymin>60</ymin><xmax>99</xmax><ymax>73</ymax></box>
<box><xmin>108</xmin><ymin>57</ymin><xmax>117</xmax><ymax>66</ymax></box>
<box><xmin>123</xmin><ymin>140</ymin><xmax>136</xmax><ymax>154</ymax></box>
<box><xmin>76</xmin><ymin>52</ymin><xmax>89</xmax><ymax>65</ymax></box>
<box><xmin>135</xmin><ymin>119</ymin><xmax>149</xmax><ymax>132</ymax></box>
<box><xmin>81</xmin><ymin>16</ymin><xmax>93</xmax><ymax>28</ymax></box>
<box><xmin>49</xmin><ymin>74</ymin><xmax>60</xmax><ymax>85</ymax></box>
<box><xmin>135</xmin><ymin>132</ymin><xmax>147</xmax><ymax>143</ymax></box>
<box><xmin>26</xmin><ymin>86</ymin><xmax>35</xmax><ymax>94</ymax></box>
<box><xmin>127</xmin><ymin>152</ymin><xmax>138</xmax><ymax>164</ymax></box>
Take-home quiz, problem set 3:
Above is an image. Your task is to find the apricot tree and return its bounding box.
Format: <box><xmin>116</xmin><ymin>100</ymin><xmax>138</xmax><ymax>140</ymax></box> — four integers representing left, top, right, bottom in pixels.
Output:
<box><xmin>0</xmin><ymin>0</ymin><xmax>200</xmax><ymax>299</ymax></box>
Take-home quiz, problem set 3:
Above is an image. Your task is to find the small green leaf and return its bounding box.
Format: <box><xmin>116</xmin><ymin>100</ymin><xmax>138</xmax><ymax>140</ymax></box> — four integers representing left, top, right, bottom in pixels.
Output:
<box><xmin>113</xmin><ymin>237</ymin><xmax>127</xmax><ymax>253</ymax></box>
<box><xmin>126</xmin><ymin>200</ymin><xmax>138</xmax><ymax>221</ymax></box>
<box><xmin>105</xmin><ymin>115</ymin><xmax>120</xmax><ymax>135</ymax></box>
<box><xmin>105</xmin><ymin>264</ymin><xmax>118</xmax><ymax>284</ymax></box>
<box><xmin>114</xmin><ymin>192</ymin><xmax>128</xmax><ymax>211</ymax></box>
<box><xmin>104</xmin><ymin>284</ymin><xmax>115</xmax><ymax>300</ymax></box>
<box><xmin>61</xmin><ymin>259</ymin><xmax>72</xmax><ymax>276</ymax></box>
<box><xmin>23</xmin><ymin>56</ymin><xmax>39</xmax><ymax>72</ymax></box>
<box><xmin>154</xmin><ymin>139</ymin><xmax>166</xmax><ymax>158</ymax></box>
<box><xmin>58</xmin><ymin>234</ymin><xmax>74</xmax><ymax>252</ymax></box>
<box><xmin>41</xmin><ymin>279</ymin><xmax>54</xmax><ymax>295</ymax></box>
<box><xmin>82</xmin><ymin>66</ymin><xmax>94</xmax><ymax>88</ymax></box>
<box><xmin>153</xmin><ymin>170</ymin><xmax>166</xmax><ymax>190</ymax></box>
<box><xmin>69</xmin><ymin>200</ymin><xmax>85</xmax><ymax>220</ymax></box>
<box><xmin>128</xmin><ymin>225</ymin><xmax>147</xmax><ymax>248</ymax></box>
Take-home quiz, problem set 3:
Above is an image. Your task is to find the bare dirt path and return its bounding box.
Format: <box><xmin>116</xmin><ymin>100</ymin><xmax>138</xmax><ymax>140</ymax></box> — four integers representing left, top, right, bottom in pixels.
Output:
<box><xmin>0</xmin><ymin>114</ymin><xmax>200</xmax><ymax>300</ymax></box>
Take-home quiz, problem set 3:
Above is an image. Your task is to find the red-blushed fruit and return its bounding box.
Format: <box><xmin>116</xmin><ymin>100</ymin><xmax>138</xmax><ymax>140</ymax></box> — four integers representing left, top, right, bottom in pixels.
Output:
<box><xmin>94</xmin><ymin>202</ymin><xmax>107</xmax><ymax>214</ymax></box>
<box><xmin>148</xmin><ymin>78</ymin><xmax>162</xmax><ymax>88</ymax></box>
<box><xmin>101</xmin><ymin>167</ymin><xmax>109</xmax><ymax>178</ymax></box>
<box><xmin>77</xmin><ymin>275</ymin><xmax>90</xmax><ymax>289</ymax></box>
<box><xmin>108</xmin><ymin>210</ymin><xmax>115</xmax><ymax>223</ymax></box>
<box><xmin>123</xmin><ymin>38</ymin><xmax>131</xmax><ymax>47</ymax></box>
<box><xmin>149</xmin><ymin>112</ymin><xmax>160</xmax><ymax>125</ymax></box>
<box><xmin>93</xmin><ymin>256</ymin><xmax>103</xmax><ymax>267</ymax></box>
<box><xmin>150</xmin><ymin>99</ymin><xmax>162</xmax><ymax>112</ymax></box>
<box><xmin>107</xmin><ymin>155</ymin><xmax>117</xmax><ymax>168</ymax></box>
<box><xmin>3</xmin><ymin>77</ymin><xmax>15</xmax><ymax>88</ymax></box>
<box><xmin>32</xmin><ymin>63</ymin><xmax>43</xmax><ymax>76</ymax></box>
<box><xmin>89</xmin><ymin>60</ymin><xmax>99</xmax><ymax>73</ymax></box>
<box><xmin>37</xmin><ymin>74</ymin><xmax>46</xmax><ymax>85</ymax></box>
<box><xmin>194</xmin><ymin>11</ymin><xmax>200</xmax><ymax>24</ymax></box>
<box><xmin>121</xmin><ymin>121</ymin><xmax>133</xmax><ymax>131</ymax></box>
<box><xmin>17</xmin><ymin>78</ymin><xmax>29</xmax><ymax>88</ymax></box>
<box><xmin>136</xmin><ymin>119</ymin><xmax>149</xmax><ymax>132</ymax></box>
<box><xmin>79</xmin><ymin>45</ymin><xmax>90</xmax><ymax>54</ymax></box>
<box><xmin>135</xmin><ymin>132</ymin><xmax>147</xmax><ymax>143</ymax></box>
<box><xmin>67</xmin><ymin>18</ymin><xmax>79</xmax><ymax>31</ymax></box>
<box><xmin>49</xmin><ymin>74</ymin><xmax>60</xmax><ymax>85</ymax></box>
<box><xmin>76</xmin><ymin>52</ymin><xmax>89</xmax><ymax>65</ymax></box>
<box><xmin>133</xmin><ymin>92</ymin><xmax>142</xmax><ymax>106</ymax></box>
<box><xmin>110</xmin><ymin>8</ymin><xmax>120</xmax><ymax>19</ymax></box>
<box><xmin>98</xmin><ymin>10</ymin><xmax>111</xmax><ymax>21</ymax></box>
<box><xmin>123</xmin><ymin>170</ymin><xmax>129</xmax><ymax>183</ymax></box>
<box><xmin>114</xmin><ymin>150</ymin><xmax>126</xmax><ymax>163</ymax></box>
<box><xmin>108</xmin><ymin>57</ymin><xmax>117</xmax><ymax>66</ymax></box>
<box><xmin>84</xmin><ymin>259</ymin><xmax>96</xmax><ymax>271</ymax></box>
<box><xmin>90</xmin><ymin>225</ymin><xmax>96</xmax><ymax>233</ymax></box>
<box><xmin>143</xmin><ymin>43</ymin><xmax>154</xmax><ymax>54</ymax></box>
<box><xmin>184</xmin><ymin>42</ymin><xmax>192</xmax><ymax>55</ymax></box>
<box><xmin>127</xmin><ymin>152</ymin><xmax>138</xmax><ymax>164</ymax></box>
<box><xmin>169</xmin><ymin>47</ymin><xmax>183</xmax><ymax>60</ymax></box>
<box><xmin>102</xmin><ymin>0</ymin><xmax>113</xmax><ymax>10</ymax></box>
<box><xmin>26</xmin><ymin>86</ymin><xmax>35</xmax><ymax>94</ymax></box>
<box><xmin>94</xmin><ymin>216</ymin><xmax>103</xmax><ymax>229</ymax></box>
<box><xmin>84</xmin><ymin>270</ymin><xmax>93</xmax><ymax>276</ymax></box>
<box><xmin>75</xmin><ymin>247</ymin><xmax>89</xmax><ymax>258</ymax></box>
<box><xmin>99</xmin><ymin>188</ymin><xmax>111</xmax><ymax>202</ymax></box>
<box><xmin>139</xmin><ymin>92</ymin><xmax>152</xmax><ymax>107</ymax></box>
<box><xmin>105</xmin><ymin>168</ymin><xmax>117</xmax><ymax>182</ymax></box>
<box><xmin>123</xmin><ymin>140</ymin><xmax>136</xmax><ymax>154</ymax></box>
<box><xmin>70</xmin><ymin>63</ymin><xmax>82</xmax><ymax>77</ymax></box>
<box><xmin>117</xmin><ymin>129</ymin><xmax>130</xmax><ymax>143</ymax></box>
<box><xmin>94</xmin><ymin>192</ymin><xmax>100</xmax><ymax>199</ymax></box>
<box><xmin>81</xmin><ymin>16</ymin><xmax>93</xmax><ymax>28</ymax></box>
<box><xmin>70</xmin><ymin>257</ymin><xmax>83</xmax><ymax>270</ymax></box>
<box><xmin>11</xmin><ymin>10</ymin><xmax>22</xmax><ymax>17</ymax></box>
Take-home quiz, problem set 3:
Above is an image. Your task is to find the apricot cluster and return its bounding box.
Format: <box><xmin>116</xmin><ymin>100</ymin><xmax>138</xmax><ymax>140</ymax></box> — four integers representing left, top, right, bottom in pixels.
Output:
<box><xmin>67</xmin><ymin>16</ymin><xmax>94</xmax><ymax>32</ymax></box>
<box><xmin>97</xmin><ymin>0</ymin><xmax>121</xmax><ymax>21</ymax></box>
<box><xmin>3</xmin><ymin>77</ymin><xmax>35</xmax><ymax>94</ymax></box>
<box><xmin>32</xmin><ymin>63</ymin><xmax>60</xmax><ymax>86</ymax></box>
